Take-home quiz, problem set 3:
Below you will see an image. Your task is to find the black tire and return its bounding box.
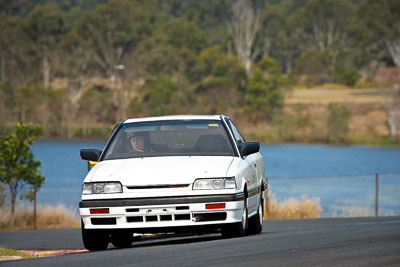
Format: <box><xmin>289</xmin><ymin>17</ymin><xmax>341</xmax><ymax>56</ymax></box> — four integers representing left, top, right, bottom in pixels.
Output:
<box><xmin>248</xmin><ymin>194</ymin><xmax>263</xmax><ymax>235</ymax></box>
<box><xmin>222</xmin><ymin>197</ymin><xmax>248</xmax><ymax>238</ymax></box>
<box><xmin>81</xmin><ymin>220</ymin><xmax>109</xmax><ymax>251</ymax></box>
<box><xmin>111</xmin><ymin>230</ymin><xmax>134</xmax><ymax>248</ymax></box>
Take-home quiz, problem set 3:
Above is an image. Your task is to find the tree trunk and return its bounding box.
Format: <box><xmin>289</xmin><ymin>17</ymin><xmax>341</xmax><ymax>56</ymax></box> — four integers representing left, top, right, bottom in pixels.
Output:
<box><xmin>386</xmin><ymin>39</ymin><xmax>400</xmax><ymax>67</ymax></box>
<box><xmin>43</xmin><ymin>56</ymin><xmax>50</xmax><ymax>88</ymax></box>
<box><xmin>229</xmin><ymin>0</ymin><xmax>261</xmax><ymax>77</ymax></box>
<box><xmin>388</xmin><ymin>117</ymin><xmax>397</xmax><ymax>142</ymax></box>
<box><xmin>285</xmin><ymin>53</ymin><xmax>293</xmax><ymax>74</ymax></box>
<box><xmin>8</xmin><ymin>182</ymin><xmax>17</xmax><ymax>227</ymax></box>
<box><xmin>0</xmin><ymin>53</ymin><xmax>5</xmax><ymax>83</ymax></box>
<box><xmin>385</xmin><ymin>88</ymin><xmax>400</xmax><ymax>142</ymax></box>
<box><xmin>33</xmin><ymin>186</ymin><xmax>37</xmax><ymax>230</ymax></box>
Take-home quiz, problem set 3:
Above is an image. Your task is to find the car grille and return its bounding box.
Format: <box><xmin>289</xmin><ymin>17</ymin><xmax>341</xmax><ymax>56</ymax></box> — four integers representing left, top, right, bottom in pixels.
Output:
<box><xmin>123</xmin><ymin>205</ymin><xmax>226</xmax><ymax>224</ymax></box>
<box><xmin>88</xmin><ymin>206</ymin><xmax>227</xmax><ymax>225</ymax></box>
<box><xmin>126</xmin><ymin>206</ymin><xmax>191</xmax><ymax>223</ymax></box>
<box><xmin>127</xmin><ymin>213</ymin><xmax>191</xmax><ymax>223</ymax></box>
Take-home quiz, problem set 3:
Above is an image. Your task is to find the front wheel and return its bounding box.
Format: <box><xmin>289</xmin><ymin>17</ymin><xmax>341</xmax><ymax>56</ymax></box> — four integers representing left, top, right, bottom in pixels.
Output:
<box><xmin>222</xmin><ymin>197</ymin><xmax>248</xmax><ymax>238</ymax></box>
<box><xmin>81</xmin><ymin>220</ymin><xmax>109</xmax><ymax>251</ymax></box>
<box><xmin>111</xmin><ymin>230</ymin><xmax>134</xmax><ymax>248</ymax></box>
<box><xmin>248</xmin><ymin>194</ymin><xmax>263</xmax><ymax>235</ymax></box>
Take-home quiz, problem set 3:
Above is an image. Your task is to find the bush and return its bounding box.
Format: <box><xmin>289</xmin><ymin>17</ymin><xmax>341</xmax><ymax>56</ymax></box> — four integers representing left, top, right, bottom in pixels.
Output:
<box><xmin>135</xmin><ymin>75</ymin><xmax>178</xmax><ymax>116</ymax></box>
<box><xmin>291</xmin><ymin>51</ymin><xmax>334</xmax><ymax>87</ymax></box>
<box><xmin>336</xmin><ymin>67</ymin><xmax>359</xmax><ymax>87</ymax></box>
<box><xmin>326</xmin><ymin>103</ymin><xmax>351</xmax><ymax>143</ymax></box>
<box><xmin>264</xmin><ymin>191</ymin><xmax>322</xmax><ymax>220</ymax></box>
<box><xmin>245</xmin><ymin>57</ymin><xmax>285</xmax><ymax>121</ymax></box>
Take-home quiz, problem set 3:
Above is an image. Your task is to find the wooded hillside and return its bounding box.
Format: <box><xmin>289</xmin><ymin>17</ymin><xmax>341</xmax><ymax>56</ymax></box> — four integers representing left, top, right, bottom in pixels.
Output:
<box><xmin>0</xmin><ymin>0</ymin><xmax>399</xmax><ymax>144</ymax></box>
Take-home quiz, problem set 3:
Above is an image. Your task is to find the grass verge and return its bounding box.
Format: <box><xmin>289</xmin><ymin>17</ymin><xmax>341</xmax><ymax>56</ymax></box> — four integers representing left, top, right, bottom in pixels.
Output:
<box><xmin>264</xmin><ymin>192</ymin><xmax>322</xmax><ymax>220</ymax></box>
<box><xmin>0</xmin><ymin>247</ymin><xmax>36</xmax><ymax>260</ymax></box>
<box><xmin>0</xmin><ymin>204</ymin><xmax>80</xmax><ymax>231</ymax></box>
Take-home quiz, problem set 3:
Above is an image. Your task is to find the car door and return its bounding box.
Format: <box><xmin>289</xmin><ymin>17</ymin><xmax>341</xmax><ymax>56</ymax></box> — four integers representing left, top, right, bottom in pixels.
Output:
<box><xmin>225</xmin><ymin>118</ymin><xmax>259</xmax><ymax>214</ymax></box>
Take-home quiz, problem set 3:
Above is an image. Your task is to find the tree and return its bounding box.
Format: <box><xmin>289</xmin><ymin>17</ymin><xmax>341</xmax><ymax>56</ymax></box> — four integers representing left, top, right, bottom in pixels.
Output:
<box><xmin>260</xmin><ymin>1</ymin><xmax>300</xmax><ymax>74</ymax></box>
<box><xmin>145</xmin><ymin>18</ymin><xmax>208</xmax><ymax>82</ymax></box>
<box><xmin>195</xmin><ymin>45</ymin><xmax>246</xmax><ymax>114</ymax></box>
<box><xmin>138</xmin><ymin>18</ymin><xmax>209</xmax><ymax>113</ymax></box>
<box><xmin>59</xmin><ymin>8</ymin><xmax>90</xmax><ymax>87</ymax></box>
<box><xmin>355</xmin><ymin>0</ymin><xmax>400</xmax><ymax>69</ymax></box>
<box><xmin>133</xmin><ymin>75</ymin><xmax>178</xmax><ymax>116</ymax></box>
<box><xmin>0</xmin><ymin>122</ymin><xmax>44</xmax><ymax>225</ymax></box>
<box><xmin>0</xmin><ymin>14</ymin><xmax>13</xmax><ymax>84</ymax></box>
<box><xmin>76</xmin><ymin>0</ymin><xmax>159</xmax><ymax>119</ymax></box>
<box><xmin>50</xmin><ymin>88</ymin><xmax>75</xmax><ymax>138</ymax></box>
<box><xmin>228</xmin><ymin>0</ymin><xmax>261</xmax><ymax>76</ymax></box>
<box><xmin>77</xmin><ymin>85</ymin><xmax>114</xmax><ymax>127</ymax></box>
<box><xmin>160</xmin><ymin>0</ymin><xmax>233</xmax><ymax>44</ymax></box>
<box><xmin>0</xmin><ymin>0</ymin><xmax>36</xmax><ymax>16</ymax></box>
<box><xmin>0</xmin><ymin>13</ymin><xmax>34</xmax><ymax>89</ymax></box>
<box><xmin>301</xmin><ymin>0</ymin><xmax>352</xmax><ymax>52</ymax></box>
<box><xmin>385</xmin><ymin>87</ymin><xmax>400</xmax><ymax>142</ymax></box>
<box><xmin>291</xmin><ymin>50</ymin><xmax>333</xmax><ymax>87</ymax></box>
<box><xmin>386</xmin><ymin>39</ymin><xmax>400</xmax><ymax>66</ymax></box>
<box><xmin>289</xmin><ymin>0</ymin><xmax>356</xmax><ymax>86</ymax></box>
<box><xmin>0</xmin><ymin>82</ymin><xmax>15</xmax><ymax>123</ymax></box>
<box><xmin>77</xmin><ymin>0</ymin><xmax>159</xmax><ymax>77</ymax></box>
<box><xmin>384</xmin><ymin>0</ymin><xmax>400</xmax><ymax>68</ymax></box>
<box><xmin>15</xmin><ymin>83</ymin><xmax>51</xmax><ymax>124</ymax></box>
<box><xmin>0</xmin><ymin>183</ymin><xmax>5</xmax><ymax>208</ymax></box>
<box><xmin>245</xmin><ymin>57</ymin><xmax>285</xmax><ymax>121</ymax></box>
<box><xmin>23</xmin><ymin>3</ymin><xmax>67</xmax><ymax>88</ymax></box>
<box><xmin>326</xmin><ymin>103</ymin><xmax>350</xmax><ymax>143</ymax></box>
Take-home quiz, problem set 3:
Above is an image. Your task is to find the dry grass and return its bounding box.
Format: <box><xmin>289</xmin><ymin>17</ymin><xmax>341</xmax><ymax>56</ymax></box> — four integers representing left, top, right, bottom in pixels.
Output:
<box><xmin>0</xmin><ymin>204</ymin><xmax>80</xmax><ymax>231</ymax></box>
<box><xmin>285</xmin><ymin>88</ymin><xmax>390</xmax><ymax>105</ymax></box>
<box><xmin>237</xmin><ymin>88</ymin><xmax>396</xmax><ymax>144</ymax></box>
<box><xmin>264</xmin><ymin>192</ymin><xmax>322</xmax><ymax>220</ymax></box>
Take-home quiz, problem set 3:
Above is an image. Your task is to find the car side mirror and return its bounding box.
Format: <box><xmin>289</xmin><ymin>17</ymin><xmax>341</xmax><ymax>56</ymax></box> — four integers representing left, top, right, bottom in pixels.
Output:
<box><xmin>239</xmin><ymin>141</ymin><xmax>260</xmax><ymax>157</ymax></box>
<box><xmin>80</xmin><ymin>148</ymin><xmax>102</xmax><ymax>162</ymax></box>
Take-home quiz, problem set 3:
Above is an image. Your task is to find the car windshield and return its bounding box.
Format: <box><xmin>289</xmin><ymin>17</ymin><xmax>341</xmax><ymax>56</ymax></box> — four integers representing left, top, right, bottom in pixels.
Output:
<box><xmin>103</xmin><ymin>120</ymin><xmax>235</xmax><ymax>160</ymax></box>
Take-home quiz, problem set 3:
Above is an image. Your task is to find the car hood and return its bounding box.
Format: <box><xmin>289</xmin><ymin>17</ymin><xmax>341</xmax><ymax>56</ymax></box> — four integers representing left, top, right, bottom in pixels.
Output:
<box><xmin>86</xmin><ymin>156</ymin><xmax>235</xmax><ymax>186</ymax></box>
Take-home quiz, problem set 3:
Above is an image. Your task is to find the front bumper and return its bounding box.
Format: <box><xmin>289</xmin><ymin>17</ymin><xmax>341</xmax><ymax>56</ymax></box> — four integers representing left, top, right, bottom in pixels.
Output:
<box><xmin>79</xmin><ymin>193</ymin><xmax>245</xmax><ymax>231</ymax></box>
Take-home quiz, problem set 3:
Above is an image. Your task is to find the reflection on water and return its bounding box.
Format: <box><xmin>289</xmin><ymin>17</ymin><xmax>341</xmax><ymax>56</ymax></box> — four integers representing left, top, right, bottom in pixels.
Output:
<box><xmin>21</xmin><ymin>141</ymin><xmax>400</xmax><ymax>217</ymax></box>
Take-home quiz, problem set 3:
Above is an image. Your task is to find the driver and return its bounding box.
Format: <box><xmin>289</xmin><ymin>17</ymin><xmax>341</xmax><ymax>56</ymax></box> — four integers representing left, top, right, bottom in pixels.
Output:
<box><xmin>129</xmin><ymin>132</ymin><xmax>151</xmax><ymax>152</ymax></box>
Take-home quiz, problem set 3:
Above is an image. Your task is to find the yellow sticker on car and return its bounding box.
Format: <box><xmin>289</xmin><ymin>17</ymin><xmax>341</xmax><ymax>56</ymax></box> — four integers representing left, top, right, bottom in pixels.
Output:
<box><xmin>208</xmin><ymin>123</ymin><xmax>219</xmax><ymax>127</ymax></box>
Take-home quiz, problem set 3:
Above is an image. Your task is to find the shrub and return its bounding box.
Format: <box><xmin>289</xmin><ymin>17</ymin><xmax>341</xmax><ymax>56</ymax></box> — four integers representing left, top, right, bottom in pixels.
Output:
<box><xmin>326</xmin><ymin>102</ymin><xmax>351</xmax><ymax>143</ymax></box>
<box><xmin>264</xmin><ymin>192</ymin><xmax>322</xmax><ymax>220</ymax></box>
<box><xmin>336</xmin><ymin>67</ymin><xmax>359</xmax><ymax>87</ymax></box>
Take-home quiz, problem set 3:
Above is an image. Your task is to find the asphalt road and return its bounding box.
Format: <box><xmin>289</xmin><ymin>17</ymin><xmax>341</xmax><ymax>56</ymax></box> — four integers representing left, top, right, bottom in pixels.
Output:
<box><xmin>1</xmin><ymin>216</ymin><xmax>399</xmax><ymax>267</ymax></box>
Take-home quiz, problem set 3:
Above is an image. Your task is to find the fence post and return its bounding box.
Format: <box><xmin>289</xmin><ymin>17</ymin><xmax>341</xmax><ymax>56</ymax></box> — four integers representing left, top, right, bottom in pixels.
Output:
<box><xmin>375</xmin><ymin>173</ymin><xmax>379</xmax><ymax>217</ymax></box>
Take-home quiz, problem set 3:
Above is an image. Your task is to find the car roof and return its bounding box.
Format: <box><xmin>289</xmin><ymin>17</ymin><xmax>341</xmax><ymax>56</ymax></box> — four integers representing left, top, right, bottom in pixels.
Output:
<box><xmin>124</xmin><ymin>115</ymin><xmax>225</xmax><ymax>124</ymax></box>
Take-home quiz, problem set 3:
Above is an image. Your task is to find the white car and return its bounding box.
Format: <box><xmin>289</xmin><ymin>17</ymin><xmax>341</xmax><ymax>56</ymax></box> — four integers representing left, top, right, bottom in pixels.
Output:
<box><xmin>79</xmin><ymin>115</ymin><xmax>267</xmax><ymax>251</ymax></box>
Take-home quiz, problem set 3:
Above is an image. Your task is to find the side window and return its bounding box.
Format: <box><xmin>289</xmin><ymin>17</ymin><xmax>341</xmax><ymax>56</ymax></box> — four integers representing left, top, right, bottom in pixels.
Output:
<box><xmin>227</xmin><ymin>119</ymin><xmax>245</xmax><ymax>146</ymax></box>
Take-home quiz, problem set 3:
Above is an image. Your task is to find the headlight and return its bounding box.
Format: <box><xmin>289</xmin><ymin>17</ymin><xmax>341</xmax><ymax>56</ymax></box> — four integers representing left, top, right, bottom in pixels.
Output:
<box><xmin>82</xmin><ymin>182</ymin><xmax>123</xmax><ymax>194</ymax></box>
<box><xmin>193</xmin><ymin>177</ymin><xmax>236</xmax><ymax>190</ymax></box>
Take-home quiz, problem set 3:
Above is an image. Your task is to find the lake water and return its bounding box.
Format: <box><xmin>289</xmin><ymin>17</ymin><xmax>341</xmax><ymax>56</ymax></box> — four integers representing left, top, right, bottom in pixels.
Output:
<box><xmin>21</xmin><ymin>140</ymin><xmax>400</xmax><ymax>217</ymax></box>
